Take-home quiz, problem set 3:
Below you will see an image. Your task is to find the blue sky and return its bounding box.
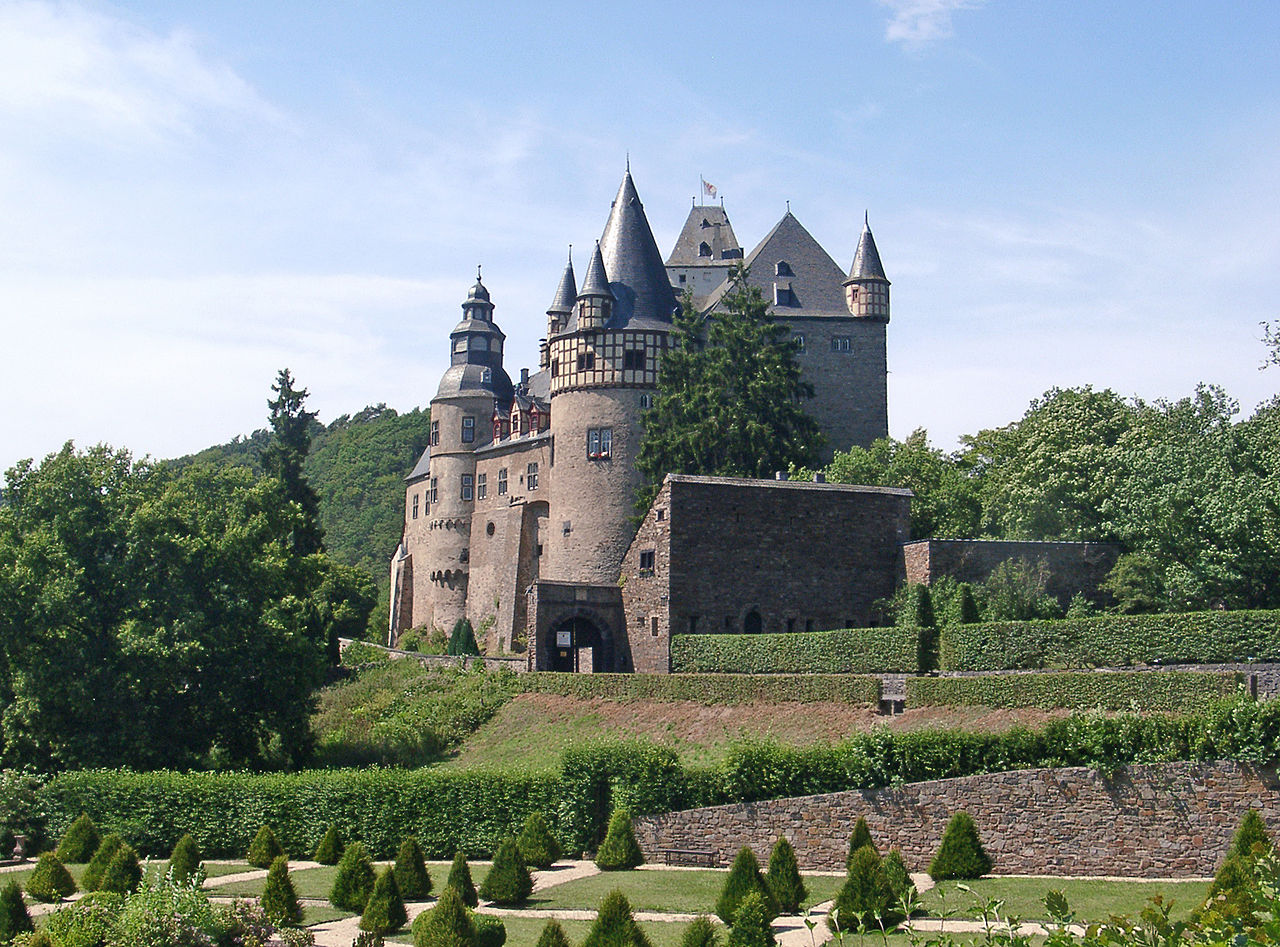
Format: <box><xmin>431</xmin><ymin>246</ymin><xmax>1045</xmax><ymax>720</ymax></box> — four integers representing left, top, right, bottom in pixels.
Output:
<box><xmin>2</xmin><ymin>0</ymin><xmax>1277</xmax><ymax>471</ymax></box>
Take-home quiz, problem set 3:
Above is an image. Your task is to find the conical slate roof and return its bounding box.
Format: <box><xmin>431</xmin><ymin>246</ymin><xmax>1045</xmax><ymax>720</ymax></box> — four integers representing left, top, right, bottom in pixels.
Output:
<box><xmin>848</xmin><ymin>217</ymin><xmax>888</xmax><ymax>282</ymax></box>
<box><xmin>547</xmin><ymin>254</ymin><xmax>577</xmax><ymax>314</ymax></box>
<box><xmin>578</xmin><ymin>241</ymin><xmax>614</xmax><ymax>298</ymax></box>
<box><xmin>598</xmin><ymin>171</ymin><xmax>679</xmax><ymax>330</ymax></box>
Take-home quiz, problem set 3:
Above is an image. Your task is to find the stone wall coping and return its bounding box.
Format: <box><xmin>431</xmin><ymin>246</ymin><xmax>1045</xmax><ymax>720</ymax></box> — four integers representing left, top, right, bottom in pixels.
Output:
<box><xmin>664</xmin><ymin>473</ymin><xmax>912</xmax><ymax>497</ymax></box>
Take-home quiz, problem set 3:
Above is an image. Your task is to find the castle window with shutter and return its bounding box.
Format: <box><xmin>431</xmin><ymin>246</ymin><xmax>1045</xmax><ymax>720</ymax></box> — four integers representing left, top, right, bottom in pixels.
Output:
<box><xmin>639</xmin><ymin>549</ymin><xmax>655</xmax><ymax>575</ymax></box>
<box><xmin>461</xmin><ymin>416</ymin><xmax>476</xmax><ymax>442</ymax></box>
<box><xmin>476</xmin><ymin>473</ymin><xmax>487</xmax><ymax>500</ymax></box>
<box><xmin>527</xmin><ymin>462</ymin><xmax>539</xmax><ymax>490</ymax></box>
<box><xmin>587</xmin><ymin>427</ymin><xmax>612</xmax><ymax>459</ymax></box>
<box><xmin>498</xmin><ymin>468</ymin><xmax>508</xmax><ymax>495</ymax></box>
<box><xmin>461</xmin><ymin>474</ymin><xmax>473</xmax><ymax>501</ymax></box>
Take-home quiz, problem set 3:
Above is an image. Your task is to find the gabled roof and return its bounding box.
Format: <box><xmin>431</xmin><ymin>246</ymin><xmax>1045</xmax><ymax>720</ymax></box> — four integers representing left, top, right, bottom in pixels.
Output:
<box><xmin>848</xmin><ymin>217</ymin><xmax>888</xmax><ymax>282</ymax></box>
<box><xmin>666</xmin><ymin>204</ymin><xmax>743</xmax><ymax>266</ymax></box>
<box><xmin>704</xmin><ymin>210</ymin><xmax>849</xmax><ymax>317</ymax></box>
<box><xmin>597</xmin><ymin>171</ymin><xmax>679</xmax><ymax>330</ymax></box>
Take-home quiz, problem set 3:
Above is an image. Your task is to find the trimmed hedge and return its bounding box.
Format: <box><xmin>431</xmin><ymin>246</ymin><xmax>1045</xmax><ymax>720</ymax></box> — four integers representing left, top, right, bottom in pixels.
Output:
<box><xmin>519</xmin><ymin>672</ymin><xmax>883</xmax><ymax>705</ymax></box>
<box><xmin>939</xmin><ymin>609</ymin><xmax>1280</xmax><ymax>671</ymax></box>
<box><xmin>907</xmin><ymin>670</ymin><xmax>1241</xmax><ymax>712</ymax></box>
<box><xmin>670</xmin><ymin>626</ymin><xmax>919</xmax><ymax>674</ymax></box>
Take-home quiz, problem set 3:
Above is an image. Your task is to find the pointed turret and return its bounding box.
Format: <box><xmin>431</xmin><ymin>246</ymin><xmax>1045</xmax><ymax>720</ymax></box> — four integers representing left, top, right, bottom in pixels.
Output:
<box><xmin>548</xmin><ymin>253</ymin><xmax>578</xmax><ymax>316</ymax></box>
<box><xmin>575</xmin><ymin>241</ymin><xmax>614</xmax><ymax>330</ymax></box>
<box><xmin>843</xmin><ymin>216</ymin><xmax>890</xmax><ymax>321</ymax></box>
<box><xmin>597</xmin><ymin>171</ymin><xmax>679</xmax><ymax>329</ymax></box>
<box><xmin>848</xmin><ymin>215</ymin><xmax>887</xmax><ymax>281</ymax></box>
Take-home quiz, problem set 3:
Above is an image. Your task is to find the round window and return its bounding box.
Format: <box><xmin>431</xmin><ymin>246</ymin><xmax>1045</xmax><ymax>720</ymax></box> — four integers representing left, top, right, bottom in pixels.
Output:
<box><xmin>486</xmin><ymin>522</ymin><xmax>495</xmax><ymax>536</ymax></box>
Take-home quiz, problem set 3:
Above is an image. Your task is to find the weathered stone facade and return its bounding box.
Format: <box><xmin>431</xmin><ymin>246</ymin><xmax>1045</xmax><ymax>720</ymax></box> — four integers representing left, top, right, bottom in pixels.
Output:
<box><xmin>633</xmin><ymin>761</ymin><xmax>1280</xmax><ymax>876</ymax></box>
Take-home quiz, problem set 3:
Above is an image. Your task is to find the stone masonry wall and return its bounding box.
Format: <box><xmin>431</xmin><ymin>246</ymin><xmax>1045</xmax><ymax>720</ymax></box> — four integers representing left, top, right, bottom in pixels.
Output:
<box><xmin>902</xmin><ymin>539</ymin><xmax>1122</xmax><ymax>607</ymax></box>
<box><xmin>634</xmin><ymin>761</ymin><xmax>1280</xmax><ymax>876</ymax></box>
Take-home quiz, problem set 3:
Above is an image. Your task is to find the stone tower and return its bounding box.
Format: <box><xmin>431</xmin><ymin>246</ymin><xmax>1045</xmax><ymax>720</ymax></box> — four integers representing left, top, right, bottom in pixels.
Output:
<box><xmin>545</xmin><ymin>171</ymin><xmax>677</xmax><ymax>584</ymax></box>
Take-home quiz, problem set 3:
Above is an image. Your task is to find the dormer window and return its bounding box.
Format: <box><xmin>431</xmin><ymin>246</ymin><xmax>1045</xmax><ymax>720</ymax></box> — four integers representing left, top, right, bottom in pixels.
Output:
<box><xmin>774</xmin><ymin>283</ymin><xmax>795</xmax><ymax>307</ymax></box>
<box><xmin>698</xmin><ymin>241</ymin><xmax>712</xmax><ymax>257</ymax></box>
<box><xmin>775</xmin><ymin>261</ymin><xmax>793</xmax><ymax>277</ymax></box>
<box><xmin>481</xmin><ymin>368</ymin><xmax>492</xmax><ymax>384</ymax></box>
<box><xmin>701</xmin><ymin>218</ymin><xmax>711</xmax><ymax>227</ymax></box>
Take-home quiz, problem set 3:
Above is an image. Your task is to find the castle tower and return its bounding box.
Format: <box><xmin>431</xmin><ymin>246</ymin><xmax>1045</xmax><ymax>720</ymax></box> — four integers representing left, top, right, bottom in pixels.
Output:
<box><xmin>541</xmin><ymin>252</ymin><xmax>576</xmax><ymax>370</ymax></box>
<box><xmin>408</xmin><ymin>272</ymin><xmax>514</xmax><ymax>634</ymax></box>
<box><xmin>843</xmin><ymin>214</ymin><xmax>891</xmax><ymax>321</ymax></box>
<box><xmin>664</xmin><ymin>201</ymin><xmax>743</xmax><ymax>302</ymax></box>
<box><xmin>545</xmin><ymin>170</ymin><xmax>677</xmax><ymax>584</ymax></box>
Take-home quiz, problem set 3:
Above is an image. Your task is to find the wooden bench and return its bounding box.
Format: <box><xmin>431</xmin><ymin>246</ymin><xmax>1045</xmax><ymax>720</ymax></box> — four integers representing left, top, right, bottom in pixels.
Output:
<box><xmin>656</xmin><ymin>847</ymin><xmax>718</xmax><ymax>867</ymax></box>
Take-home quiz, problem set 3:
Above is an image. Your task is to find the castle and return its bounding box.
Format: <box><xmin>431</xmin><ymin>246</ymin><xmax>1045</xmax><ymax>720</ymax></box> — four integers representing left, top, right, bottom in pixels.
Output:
<box><xmin>388</xmin><ymin>168</ymin><xmax>915</xmax><ymax>671</ymax></box>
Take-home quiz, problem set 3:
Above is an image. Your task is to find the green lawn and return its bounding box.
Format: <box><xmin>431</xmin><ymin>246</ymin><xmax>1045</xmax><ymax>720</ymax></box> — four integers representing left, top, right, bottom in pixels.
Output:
<box><xmin>530</xmin><ymin>868</ymin><xmax>843</xmax><ymax>915</ymax></box>
<box><xmin>388</xmin><ymin>914</ymin><xmax>693</xmax><ymax>947</ymax></box>
<box><xmin>919</xmin><ymin>878</ymin><xmax>1211</xmax><ymax>922</ymax></box>
<box><xmin>206</xmin><ymin>861</ymin><xmax>490</xmax><ymax>901</ymax></box>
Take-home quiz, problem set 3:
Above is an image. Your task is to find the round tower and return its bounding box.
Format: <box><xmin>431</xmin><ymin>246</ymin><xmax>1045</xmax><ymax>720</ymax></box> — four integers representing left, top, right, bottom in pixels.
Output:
<box><xmin>842</xmin><ymin>213</ymin><xmax>891</xmax><ymax>322</ymax></box>
<box><xmin>421</xmin><ymin>271</ymin><xmax>514</xmax><ymax>633</ymax></box>
<box><xmin>546</xmin><ymin>172</ymin><xmax>676</xmax><ymax>584</ymax></box>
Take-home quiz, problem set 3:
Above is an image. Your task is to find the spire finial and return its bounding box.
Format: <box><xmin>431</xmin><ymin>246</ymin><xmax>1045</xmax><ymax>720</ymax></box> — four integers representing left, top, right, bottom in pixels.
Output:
<box><xmin>568</xmin><ymin>243</ymin><xmax>572</xmax><ymax>263</ymax></box>
<box><xmin>476</xmin><ymin>263</ymin><xmax>482</xmax><ymax>281</ymax></box>
<box><xmin>625</xmin><ymin>153</ymin><xmax>630</xmax><ymax>172</ymax></box>
<box><xmin>786</xmin><ymin>200</ymin><xmax>791</xmax><ymax>213</ymax></box>
<box><xmin>864</xmin><ymin>210</ymin><xmax>869</xmax><ymax>228</ymax></box>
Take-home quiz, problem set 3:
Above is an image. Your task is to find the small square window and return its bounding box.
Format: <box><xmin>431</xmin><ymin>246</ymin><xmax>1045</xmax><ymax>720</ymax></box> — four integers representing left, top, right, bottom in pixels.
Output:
<box><xmin>527</xmin><ymin>462</ymin><xmax>539</xmax><ymax>491</ymax></box>
<box><xmin>461</xmin><ymin>474</ymin><xmax>473</xmax><ymax>501</ymax></box>
<box><xmin>412</xmin><ymin>493</ymin><xmax>419</xmax><ymax>519</ymax></box>
<box><xmin>429</xmin><ymin>478</ymin><xmax>438</xmax><ymax>504</ymax></box>
<box><xmin>587</xmin><ymin>428</ymin><xmax>612</xmax><ymax>459</ymax></box>
<box><xmin>793</xmin><ymin>334</ymin><xmax>805</xmax><ymax>353</ymax></box>
<box><xmin>623</xmin><ymin>349</ymin><xmax>645</xmax><ymax>371</ymax></box>
<box><xmin>638</xmin><ymin>550</ymin><xmax>655</xmax><ymax>574</ymax></box>
<box><xmin>640</xmin><ymin>393</ymin><xmax>653</xmax><ymax>409</ymax></box>
<box><xmin>461</xmin><ymin>416</ymin><xmax>476</xmax><ymax>442</ymax></box>
<box><xmin>476</xmin><ymin>473</ymin><xmax>487</xmax><ymax>500</ymax></box>
<box><xmin>498</xmin><ymin>468</ymin><xmax>508</xmax><ymax>495</ymax></box>
<box><xmin>656</xmin><ymin>508</ymin><xmax>665</xmax><ymax>521</ymax></box>
<box><xmin>576</xmin><ymin>352</ymin><xmax>596</xmax><ymax>372</ymax></box>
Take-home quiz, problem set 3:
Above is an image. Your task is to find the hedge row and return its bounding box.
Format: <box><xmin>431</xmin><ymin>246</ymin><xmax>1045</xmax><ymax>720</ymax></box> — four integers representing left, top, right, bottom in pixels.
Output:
<box><xmin>906</xmin><ymin>670</ymin><xmax>1241</xmax><ymax>712</ymax></box>
<box><xmin>518</xmin><ymin>672</ymin><xmax>881</xmax><ymax>705</ymax></box>
<box><xmin>669</xmin><ymin>625</ymin><xmax>919</xmax><ymax>674</ymax></box>
<box><xmin>939</xmin><ymin>609</ymin><xmax>1280</xmax><ymax>671</ymax></box>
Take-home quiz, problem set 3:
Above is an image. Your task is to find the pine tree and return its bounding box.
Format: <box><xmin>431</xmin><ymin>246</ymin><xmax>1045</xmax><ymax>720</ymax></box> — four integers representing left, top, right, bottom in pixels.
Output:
<box><xmin>412</xmin><ymin>885</ymin><xmax>475</xmax><ymax>947</ymax></box>
<box><xmin>83</xmin><ymin>833</ymin><xmax>124</xmax><ymax>891</ymax></box>
<box><xmin>847</xmin><ymin>817</ymin><xmax>878</xmax><ymax>868</ymax></box>
<box><xmin>361</xmin><ymin>866</ymin><xmax>408</xmax><ymax>935</ymax></box>
<box><xmin>26</xmin><ymin>852</ymin><xmax>77</xmax><ymax>902</ymax></box>
<box><xmin>582</xmin><ymin>889</ymin><xmax>653</xmax><ymax>947</ymax></box>
<box><xmin>247</xmin><ymin>825</ymin><xmax>285</xmax><ymax>869</ymax></box>
<box><xmin>394</xmin><ymin>836</ymin><xmax>432</xmax><ymax>900</ymax></box>
<box><xmin>262</xmin><ymin>856</ymin><xmax>303</xmax><ymax>927</ymax></box>
<box><xmin>262</xmin><ymin>368</ymin><xmax>324</xmax><ymax>556</ymax></box>
<box><xmin>727</xmin><ymin>890</ymin><xmax>775</xmax><ymax>947</ymax></box>
<box><xmin>479</xmin><ymin>837</ymin><xmax>533</xmax><ymax>905</ymax></box>
<box><xmin>680</xmin><ymin>916</ymin><xmax>720</xmax><ymax>947</ymax></box>
<box><xmin>314</xmin><ymin>824</ymin><xmax>345</xmax><ymax>865</ymax></box>
<box><xmin>99</xmin><ymin>842</ymin><xmax>143</xmax><ymax>894</ymax></box>
<box><xmin>445</xmin><ymin>851</ymin><xmax>478</xmax><ymax>908</ymax></box>
<box><xmin>517</xmin><ymin>812</ymin><xmax>562</xmax><ymax>870</ymax></box>
<box><xmin>595</xmin><ymin>810</ymin><xmax>643</xmax><ymax>871</ymax></box>
<box><xmin>331</xmin><ymin>841</ymin><xmax>377</xmax><ymax>913</ymax></box>
<box><xmin>715</xmin><ymin>847</ymin><xmax>779</xmax><ymax>925</ymax></box>
<box><xmin>535</xmin><ymin>919</ymin><xmax>573</xmax><ymax>947</ymax></box>
<box><xmin>0</xmin><ymin>879</ymin><xmax>33</xmax><ymax>942</ymax></box>
<box><xmin>832</xmin><ymin>846</ymin><xmax>899</xmax><ymax>932</ymax></box>
<box><xmin>169</xmin><ymin>833</ymin><xmax>203</xmax><ymax>885</ymax></box>
<box><xmin>447</xmin><ymin>619</ymin><xmax>480</xmax><ymax>657</ymax></box>
<box><xmin>765</xmin><ymin>836</ymin><xmax>806</xmax><ymax>915</ymax></box>
<box><xmin>1229</xmin><ymin>809</ymin><xmax>1272</xmax><ymax>859</ymax></box>
<box><xmin>928</xmin><ymin>812</ymin><xmax>992</xmax><ymax>881</ymax></box>
<box><xmin>56</xmin><ymin>813</ymin><xmax>100</xmax><ymax>863</ymax></box>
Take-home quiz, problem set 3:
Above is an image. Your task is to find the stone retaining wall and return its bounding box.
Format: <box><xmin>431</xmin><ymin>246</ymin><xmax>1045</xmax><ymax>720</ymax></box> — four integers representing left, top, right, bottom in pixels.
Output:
<box><xmin>634</xmin><ymin>761</ymin><xmax>1279</xmax><ymax>876</ymax></box>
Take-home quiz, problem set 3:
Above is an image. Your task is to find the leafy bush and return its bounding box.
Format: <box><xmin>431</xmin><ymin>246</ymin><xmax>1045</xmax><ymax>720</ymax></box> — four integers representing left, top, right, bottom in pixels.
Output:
<box><xmin>906</xmin><ymin>670</ymin><xmax>1240</xmax><ymax>712</ymax></box>
<box><xmin>848</xmin><ymin>817</ymin><xmax>877</xmax><ymax>865</ymax></box>
<box><xmin>34</xmin><ymin>892</ymin><xmax>121</xmax><ymax>947</ymax></box>
<box><xmin>535</xmin><ymin>919</ymin><xmax>573</xmax><ymax>947</ymax></box>
<box><xmin>168</xmin><ymin>834</ymin><xmax>202</xmax><ymax>885</ymax></box>
<box><xmin>0</xmin><ymin>770</ymin><xmax>47</xmax><ymax>856</ymax></box>
<box><xmin>99</xmin><ymin>842</ymin><xmax>142</xmax><ymax>894</ymax></box>
<box><xmin>517</xmin><ymin>812</ymin><xmax>561</xmax><ymax>869</ymax></box>
<box><xmin>726</xmin><ymin>890</ymin><xmax>774</xmax><ymax>947</ymax></box>
<box><xmin>478</xmin><ymin>838</ymin><xmax>532</xmax><ymax>905</ymax></box>
<box><xmin>247</xmin><ymin>825</ymin><xmax>285</xmax><ymax>868</ymax></box>
<box><xmin>519</xmin><ymin>673</ymin><xmax>882</xmax><ymax>705</ymax></box>
<box><xmin>352</xmin><ymin>934</ymin><xmax>386</xmax><ymax>947</ymax></box>
<box><xmin>472</xmin><ymin>913</ymin><xmax>506</xmax><ymax>947</ymax></box>
<box><xmin>83</xmin><ymin>834</ymin><xmax>124</xmax><ymax>891</ymax></box>
<box><xmin>831</xmin><ymin>846</ymin><xmax>900</xmax><ymax>932</ymax></box>
<box><xmin>106</xmin><ymin>872</ymin><xmax>222</xmax><ymax>947</ymax></box>
<box><xmin>928</xmin><ymin>812</ymin><xmax>992</xmax><ymax>881</ymax></box>
<box><xmin>26</xmin><ymin>853</ymin><xmax>76</xmax><ymax>903</ymax></box>
<box><xmin>582</xmin><ymin>889</ymin><xmax>652</xmax><ymax>947</ymax></box>
<box><xmin>213</xmin><ymin>898</ymin><xmax>275</xmax><ymax>947</ymax></box>
<box><xmin>361</xmin><ymin>867</ymin><xmax>407</xmax><ymax>935</ymax></box>
<box><xmin>671</xmin><ymin>625</ymin><xmax>918</xmax><ymax>674</ymax></box>
<box><xmin>262</xmin><ymin>856</ymin><xmax>303</xmax><ymax>927</ymax></box>
<box><xmin>412</xmin><ymin>885</ymin><xmax>474</xmax><ymax>947</ymax></box>
<box><xmin>394</xmin><ymin>836</ymin><xmax>431</xmax><ymax>900</ymax></box>
<box><xmin>445</xmin><ymin>851</ymin><xmax>478</xmax><ymax>908</ymax></box>
<box><xmin>313</xmin><ymin>823</ymin><xmax>344</xmax><ymax>865</ymax></box>
<box><xmin>765</xmin><ymin>836</ymin><xmax>805</xmax><ymax>914</ymax></box>
<box><xmin>56</xmin><ymin>813</ymin><xmax>100</xmax><ymax>863</ymax></box>
<box><xmin>595</xmin><ymin>811</ymin><xmax>643</xmax><ymax>871</ymax></box>
<box><xmin>331</xmin><ymin>841</ymin><xmax>377</xmax><ymax>913</ymax></box>
<box><xmin>679</xmin><ymin>916</ymin><xmax>720</xmax><ymax>947</ymax></box>
<box><xmin>0</xmin><ymin>880</ymin><xmax>33</xmax><ymax>942</ymax></box>
<box><xmin>715</xmin><ymin>847</ymin><xmax>778</xmax><ymax>925</ymax></box>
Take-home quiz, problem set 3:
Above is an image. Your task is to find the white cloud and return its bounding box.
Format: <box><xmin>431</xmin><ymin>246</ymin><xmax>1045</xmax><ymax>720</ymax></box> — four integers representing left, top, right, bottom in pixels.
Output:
<box><xmin>878</xmin><ymin>0</ymin><xmax>981</xmax><ymax>49</ymax></box>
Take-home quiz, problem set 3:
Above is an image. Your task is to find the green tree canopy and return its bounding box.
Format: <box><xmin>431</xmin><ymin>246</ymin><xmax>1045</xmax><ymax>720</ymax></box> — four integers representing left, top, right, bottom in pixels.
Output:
<box><xmin>262</xmin><ymin>368</ymin><xmax>325</xmax><ymax>557</ymax></box>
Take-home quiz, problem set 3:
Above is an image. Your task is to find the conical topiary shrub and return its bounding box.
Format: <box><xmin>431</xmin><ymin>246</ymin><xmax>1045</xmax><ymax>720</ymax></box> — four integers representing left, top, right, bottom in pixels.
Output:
<box><xmin>715</xmin><ymin>847</ymin><xmax>779</xmax><ymax>926</ymax></box>
<box><xmin>83</xmin><ymin>833</ymin><xmax>124</xmax><ymax>891</ymax></box>
<box><xmin>928</xmin><ymin>812</ymin><xmax>992</xmax><ymax>881</ymax></box>
<box><xmin>958</xmin><ymin>584</ymin><xmax>980</xmax><ymax>624</ymax></box>
<box><xmin>56</xmin><ymin>813</ymin><xmax>101</xmax><ymax>863</ymax></box>
<box><xmin>765</xmin><ymin>836</ymin><xmax>806</xmax><ymax>915</ymax></box>
<box><xmin>0</xmin><ymin>879</ymin><xmax>34</xmax><ymax>942</ymax></box>
<box><xmin>394</xmin><ymin>836</ymin><xmax>431</xmax><ymax>900</ymax></box>
<box><xmin>169</xmin><ymin>833</ymin><xmax>203</xmax><ymax>885</ymax></box>
<box><xmin>99</xmin><ymin>841</ymin><xmax>143</xmax><ymax>894</ymax></box>
<box><xmin>595</xmin><ymin>810</ymin><xmax>643</xmax><ymax>870</ymax></box>
<box><xmin>361</xmin><ymin>865</ymin><xmax>408</xmax><ymax>935</ymax></box>
<box><xmin>262</xmin><ymin>856</ymin><xmax>303</xmax><ymax>927</ymax></box>
<box><xmin>536</xmin><ymin>919</ymin><xmax>573</xmax><ymax>947</ymax></box>
<box><xmin>447</xmin><ymin>618</ymin><xmax>480</xmax><ymax>656</ymax></box>
<box><xmin>412</xmin><ymin>885</ymin><xmax>475</xmax><ymax>947</ymax></box>
<box><xmin>582</xmin><ymin>889</ymin><xmax>653</xmax><ymax>947</ymax></box>
<box><xmin>479</xmin><ymin>837</ymin><xmax>533</xmax><ymax>905</ymax></box>
<box><xmin>680</xmin><ymin>915</ymin><xmax>720</xmax><ymax>947</ymax></box>
<box><xmin>727</xmin><ymin>890</ymin><xmax>775</xmax><ymax>947</ymax></box>
<box><xmin>313</xmin><ymin>823</ymin><xmax>345</xmax><ymax>866</ymax></box>
<box><xmin>472</xmin><ymin>912</ymin><xmax>507</xmax><ymax>947</ymax></box>
<box><xmin>247</xmin><ymin>825</ymin><xmax>285</xmax><ymax>869</ymax></box>
<box><xmin>1201</xmin><ymin>810</ymin><xmax>1275</xmax><ymax>919</ymax></box>
<box><xmin>847</xmin><ymin>817</ymin><xmax>877</xmax><ymax>867</ymax></box>
<box><xmin>330</xmin><ymin>841</ymin><xmax>377</xmax><ymax>913</ymax></box>
<box><xmin>882</xmin><ymin>849</ymin><xmax>917</xmax><ymax>911</ymax></box>
<box><xmin>831</xmin><ymin>846</ymin><xmax>899</xmax><ymax>933</ymax></box>
<box><xmin>26</xmin><ymin>852</ymin><xmax>77</xmax><ymax>902</ymax></box>
<box><xmin>445</xmin><ymin>851</ymin><xmax>478</xmax><ymax>908</ymax></box>
<box><xmin>517</xmin><ymin>812</ymin><xmax>562</xmax><ymax>870</ymax></box>
<box><xmin>1229</xmin><ymin>810</ymin><xmax>1272</xmax><ymax>859</ymax></box>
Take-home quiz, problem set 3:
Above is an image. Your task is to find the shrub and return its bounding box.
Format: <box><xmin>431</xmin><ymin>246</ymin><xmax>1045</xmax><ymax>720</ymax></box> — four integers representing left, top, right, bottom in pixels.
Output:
<box><xmin>314</xmin><ymin>823</ymin><xmax>345</xmax><ymax>865</ymax></box>
<box><xmin>680</xmin><ymin>916</ymin><xmax>720</xmax><ymax>947</ymax></box>
<box><xmin>715</xmin><ymin>847</ymin><xmax>779</xmax><ymax>925</ymax></box>
<box><xmin>448</xmin><ymin>619</ymin><xmax>480</xmax><ymax>657</ymax></box>
<box><xmin>882</xmin><ymin>849</ymin><xmax>917</xmax><ymax>909</ymax></box>
<box><xmin>521</xmin><ymin>673</ymin><xmax>881</xmax><ymax>705</ymax></box>
<box><xmin>445</xmin><ymin>851</ymin><xmax>478</xmax><ymax>908</ymax></box>
<box><xmin>906</xmin><ymin>670</ymin><xmax>1239</xmax><ymax>712</ymax></box>
<box><xmin>83</xmin><ymin>833</ymin><xmax>124</xmax><ymax>891</ymax></box>
<box><xmin>412</xmin><ymin>886</ymin><xmax>475</xmax><ymax>947</ymax></box>
<box><xmin>848</xmin><ymin>817</ymin><xmax>877</xmax><ymax>866</ymax></box>
<box><xmin>352</xmin><ymin>934</ymin><xmax>386</xmax><ymax>947</ymax></box>
<box><xmin>535</xmin><ymin>919</ymin><xmax>573</xmax><ymax>947</ymax></box>
<box><xmin>582</xmin><ymin>889</ymin><xmax>653</xmax><ymax>947</ymax></box>
<box><xmin>113</xmin><ymin>871</ymin><xmax>221</xmax><ymax>947</ymax></box>
<box><xmin>472</xmin><ymin>912</ymin><xmax>507</xmax><ymax>947</ymax></box>
<box><xmin>56</xmin><ymin>813</ymin><xmax>100</xmax><ymax>863</ymax></box>
<box><xmin>958</xmin><ymin>584</ymin><xmax>980</xmax><ymax>624</ymax></box>
<box><xmin>261</xmin><ymin>856</ymin><xmax>303</xmax><ymax>927</ymax></box>
<box><xmin>168</xmin><ymin>833</ymin><xmax>203</xmax><ymax>885</ymax></box>
<box><xmin>99</xmin><ymin>842</ymin><xmax>143</xmax><ymax>894</ymax></box>
<box><xmin>0</xmin><ymin>879</ymin><xmax>33</xmax><ymax>942</ymax></box>
<box><xmin>765</xmin><ymin>836</ymin><xmax>805</xmax><ymax>915</ymax></box>
<box><xmin>34</xmin><ymin>892</ymin><xmax>121</xmax><ymax>946</ymax></box>
<box><xmin>727</xmin><ymin>890</ymin><xmax>774</xmax><ymax>947</ymax></box>
<box><xmin>517</xmin><ymin>812</ymin><xmax>561</xmax><ymax>869</ymax></box>
<box><xmin>928</xmin><ymin>812</ymin><xmax>992</xmax><ymax>881</ymax></box>
<box><xmin>331</xmin><ymin>841</ymin><xmax>377</xmax><ymax>913</ymax></box>
<box><xmin>394</xmin><ymin>836</ymin><xmax>432</xmax><ymax>900</ymax></box>
<box><xmin>360</xmin><ymin>866</ymin><xmax>408</xmax><ymax>935</ymax></box>
<box><xmin>213</xmin><ymin>898</ymin><xmax>275</xmax><ymax>947</ymax></box>
<box><xmin>26</xmin><ymin>852</ymin><xmax>76</xmax><ymax>903</ymax></box>
<box><xmin>1229</xmin><ymin>809</ymin><xmax>1273</xmax><ymax>859</ymax></box>
<box><xmin>479</xmin><ymin>837</ymin><xmax>532</xmax><ymax>905</ymax></box>
<box><xmin>831</xmin><ymin>846</ymin><xmax>900</xmax><ymax>932</ymax></box>
<box><xmin>670</xmin><ymin>625</ymin><xmax>917</xmax><ymax>674</ymax></box>
<box><xmin>0</xmin><ymin>770</ymin><xmax>47</xmax><ymax>858</ymax></box>
<box><xmin>595</xmin><ymin>810</ymin><xmax>643</xmax><ymax>871</ymax></box>
<box><xmin>247</xmin><ymin>825</ymin><xmax>285</xmax><ymax>869</ymax></box>
<box><xmin>1204</xmin><ymin>852</ymin><xmax>1257</xmax><ymax>918</ymax></box>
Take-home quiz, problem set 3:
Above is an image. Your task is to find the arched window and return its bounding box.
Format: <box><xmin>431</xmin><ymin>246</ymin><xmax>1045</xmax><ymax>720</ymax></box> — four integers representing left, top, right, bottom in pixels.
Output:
<box><xmin>743</xmin><ymin>610</ymin><xmax>763</xmax><ymax>635</ymax></box>
<box><xmin>698</xmin><ymin>241</ymin><xmax>712</xmax><ymax>258</ymax></box>
<box><xmin>775</xmin><ymin>261</ymin><xmax>793</xmax><ymax>277</ymax></box>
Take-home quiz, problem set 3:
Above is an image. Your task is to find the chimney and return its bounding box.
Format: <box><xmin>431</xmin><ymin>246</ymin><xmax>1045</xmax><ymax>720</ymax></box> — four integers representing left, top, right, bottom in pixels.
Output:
<box><xmin>521</xmin><ymin>368</ymin><xmax>530</xmax><ymax>386</ymax></box>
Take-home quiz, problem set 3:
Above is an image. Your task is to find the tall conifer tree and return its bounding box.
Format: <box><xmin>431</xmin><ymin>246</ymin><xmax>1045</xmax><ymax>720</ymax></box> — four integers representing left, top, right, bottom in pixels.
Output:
<box><xmin>263</xmin><ymin>368</ymin><xmax>324</xmax><ymax>556</ymax></box>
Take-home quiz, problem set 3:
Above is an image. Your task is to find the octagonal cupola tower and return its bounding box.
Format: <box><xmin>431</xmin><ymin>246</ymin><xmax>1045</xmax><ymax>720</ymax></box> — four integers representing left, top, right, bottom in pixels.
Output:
<box><xmin>546</xmin><ymin>170</ymin><xmax>677</xmax><ymax>584</ymax></box>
